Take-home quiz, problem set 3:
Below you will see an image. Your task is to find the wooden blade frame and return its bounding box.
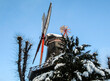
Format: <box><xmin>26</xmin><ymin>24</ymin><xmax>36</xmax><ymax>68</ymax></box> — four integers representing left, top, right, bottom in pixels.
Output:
<box><xmin>32</xmin><ymin>37</ymin><xmax>42</xmax><ymax>64</ymax></box>
<box><xmin>43</xmin><ymin>3</ymin><xmax>52</xmax><ymax>35</ymax></box>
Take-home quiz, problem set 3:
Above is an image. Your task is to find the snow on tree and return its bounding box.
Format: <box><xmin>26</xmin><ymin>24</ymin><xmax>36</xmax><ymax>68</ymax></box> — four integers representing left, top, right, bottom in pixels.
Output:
<box><xmin>32</xmin><ymin>36</ymin><xmax>110</xmax><ymax>81</ymax></box>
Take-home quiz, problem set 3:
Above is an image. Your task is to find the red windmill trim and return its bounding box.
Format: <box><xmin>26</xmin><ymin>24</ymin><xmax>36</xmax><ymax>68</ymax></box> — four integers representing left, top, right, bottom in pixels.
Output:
<box><xmin>63</xmin><ymin>28</ymin><xmax>67</xmax><ymax>37</ymax></box>
<box><xmin>40</xmin><ymin>34</ymin><xmax>45</xmax><ymax>65</ymax></box>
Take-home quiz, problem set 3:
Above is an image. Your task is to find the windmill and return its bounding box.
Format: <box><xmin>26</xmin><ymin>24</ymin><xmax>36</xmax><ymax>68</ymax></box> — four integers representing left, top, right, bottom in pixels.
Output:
<box><xmin>28</xmin><ymin>4</ymin><xmax>69</xmax><ymax>80</ymax></box>
<box><xmin>32</xmin><ymin>3</ymin><xmax>52</xmax><ymax>65</ymax></box>
<box><xmin>60</xmin><ymin>25</ymin><xmax>70</xmax><ymax>37</ymax></box>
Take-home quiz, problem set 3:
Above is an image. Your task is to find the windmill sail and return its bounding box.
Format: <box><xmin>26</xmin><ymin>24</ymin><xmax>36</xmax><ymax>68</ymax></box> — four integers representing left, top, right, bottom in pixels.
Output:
<box><xmin>43</xmin><ymin>2</ymin><xmax>52</xmax><ymax>35</ymax></box>
<box><xmin>32</xmin><ymin>3</ymin><xmax>52</xmax><ymax>64</ymax></box>
<box><xmin>39</xmin><ymin>3</ymin><xmax>52</xmax><ymax>65</ymax></box>
<box><xmin>32</xmin><ymin>38</ymin><xmax>42</xmax><ymax>64</ymax></box>
<box><xmin>42</xmin><ymin>13</ymin><xmax>46</xmax><ymax>33</ymax></box>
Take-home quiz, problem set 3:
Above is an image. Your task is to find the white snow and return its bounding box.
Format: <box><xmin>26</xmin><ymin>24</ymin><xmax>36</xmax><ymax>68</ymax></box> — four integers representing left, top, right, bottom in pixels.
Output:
<box><xmin>83</xmin><ymin>61</ymin><xmax>94</xmax><ymax>73</ymax></box>
<box><xmin>94</xmin><ymin>68</ymin><xmax>105</xmax><ymax>76</ymax></box>
<box><xmin>71</xmin><ymin>78</ymin><xmax>76</xmax><ymax>81</ymax></box>
<box><xmin>74</xmin><ymin>49</ymin><xmax>79</xmax><ymax>54</ymax></box>
<box><xmin>76</xmin><ymin>72</ymin><xmax>82</xmax><ymax>80</ymax></box>
<box><xmin>83</xmin><ymin>60</ymin><xmax>105</xmax><ymax>76</ymax></box>
<box><xmin>57</xmin><ymin>74</ymin><xmax>61</xmax><ymax>77</ymax></box>
<box><xmin>47</xmin><ymin>33</ymin><xmax>62</xmax><ymax>37</ymax></box>
<box><xmin>82</xmin><ymin>71</ymin><xmax>89</xmax><ymax>77</ymax></box>
<box><xmin>54</xmin><ymin>63</ymin><xmax>65</xmax><ymax>69</ymax></box>
<box><xmin>73</xmin><ymin>59</ymin><xmax>75</xmax><ymax>63</ymax></box>
<box><xmin>74</xmin><ymin>71</ymin><xmax>82</xmax><ymax>80</ymax></box>
<box><xmin>80</xmin><ymin>45</ymin><xmax>83</xmax><ymax>50</ymax></box>
<box><xmin>105</xmin><ymin>69</ymin><xmax>110</xmax><ymax>74</ymax></box>
<box><xmin>52</xmin><ymin>53</ymin><xmax>65</xmax><ymax>64</ymax></box>
<box><xmin>77</xmin><ymin>45</ymin><xmax>83</xmax><ymax>50</ymax></box>
<box><xmin>33</xmin><ymin>71</ymin><xmax>53</xmax><ymax>81</ymax></box>
<box><xmin>45</xmin><ymin>77</ymin><xmax>50</xmax><ymax>81</ymax></box>
<box><xmin>81</xmin><ymin>60</ymin><xmax>86</xmax><ymax>63</ymax></box>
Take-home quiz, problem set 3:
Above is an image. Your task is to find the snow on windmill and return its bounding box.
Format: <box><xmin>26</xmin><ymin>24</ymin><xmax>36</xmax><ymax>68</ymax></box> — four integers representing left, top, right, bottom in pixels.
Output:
<box><xmin>28</xmin><ymin>3</ymin><xmax>69</xmax><ymax>81</ymax></box>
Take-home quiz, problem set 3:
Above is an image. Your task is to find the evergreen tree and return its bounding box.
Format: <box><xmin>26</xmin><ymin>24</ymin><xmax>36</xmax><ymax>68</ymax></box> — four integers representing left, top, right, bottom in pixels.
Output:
<box><xmin>32</xmin><ymin>36</ymin><xmax>110</xmax><ymax>81</ymax></box>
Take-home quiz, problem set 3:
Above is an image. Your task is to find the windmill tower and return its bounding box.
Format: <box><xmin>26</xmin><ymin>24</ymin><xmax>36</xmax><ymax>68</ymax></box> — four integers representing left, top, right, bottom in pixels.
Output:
<box><xmin>44</xmin><ymin>33</ymin><xmax>64</xmax><ymax>64</ymax></box>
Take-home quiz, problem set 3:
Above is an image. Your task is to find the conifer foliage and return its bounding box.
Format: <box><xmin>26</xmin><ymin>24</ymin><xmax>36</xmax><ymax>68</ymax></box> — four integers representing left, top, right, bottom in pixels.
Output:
<box><xmin>33</xmin><ymin>36</ymin><xmax>110</xmax><ymax>81</ymax></box>
<box><xmin>51</xmin><ymin>36</ymin><xmax>110</xmax><ymax>81</ymax></box>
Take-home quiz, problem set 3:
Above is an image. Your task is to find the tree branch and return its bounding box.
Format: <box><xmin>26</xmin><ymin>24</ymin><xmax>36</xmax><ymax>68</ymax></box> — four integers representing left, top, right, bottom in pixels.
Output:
<box><xmin>17</xmin><ymin>36</ymin><xmax>23</xmax><ymax>81</ymax></box>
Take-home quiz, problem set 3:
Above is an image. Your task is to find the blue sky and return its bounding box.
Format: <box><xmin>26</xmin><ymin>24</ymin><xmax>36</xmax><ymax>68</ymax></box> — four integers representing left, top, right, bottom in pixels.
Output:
<box><xmin>0</xmin><ymin>0</ymin><xmax>110</xmax><ymax>81</ymax></box>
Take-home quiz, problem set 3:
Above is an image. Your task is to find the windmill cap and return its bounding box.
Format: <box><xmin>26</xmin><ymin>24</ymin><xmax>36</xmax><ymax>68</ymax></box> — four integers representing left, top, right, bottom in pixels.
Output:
<box><xmin>45</xmin><ymin>33</ymin><xmax>63</xmax><ymax>45</ymax></box>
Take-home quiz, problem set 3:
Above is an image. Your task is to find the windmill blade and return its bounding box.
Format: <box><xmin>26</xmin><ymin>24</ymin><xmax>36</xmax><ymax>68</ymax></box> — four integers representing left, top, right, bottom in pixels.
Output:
<box><xmin>32</xmin><ymin>37</ymin><xmax>42</xmax><ymax>64</ymax></box>
<box><xmin>42</xmin><ymin>13</ymin><xmax>46</xmax><ymax>33</ymax></box>
<box><xmin>43</xmin><ymin>3</ymin><xmax>52</xmax><ymax>35</ymax></box>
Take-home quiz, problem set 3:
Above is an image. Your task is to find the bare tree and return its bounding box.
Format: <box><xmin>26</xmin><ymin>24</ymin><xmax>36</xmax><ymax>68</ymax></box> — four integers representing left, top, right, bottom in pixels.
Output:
<box><xmin>17</xmin><ymin>36</ymin><xmax>32</xmax><ymax>81</ymax></box>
